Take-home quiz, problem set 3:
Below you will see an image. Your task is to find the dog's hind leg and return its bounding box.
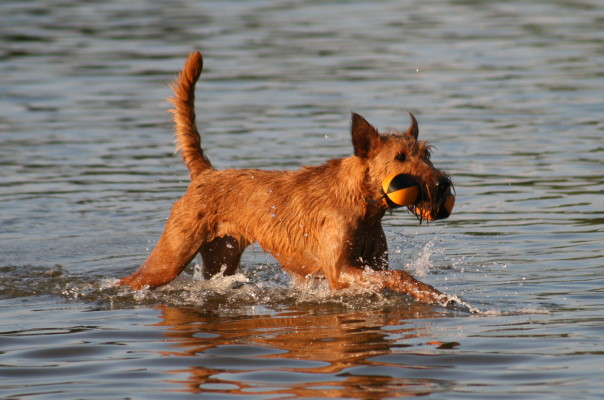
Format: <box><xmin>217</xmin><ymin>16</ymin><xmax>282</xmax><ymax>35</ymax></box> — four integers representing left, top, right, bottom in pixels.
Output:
<box><xmin>119</xmin><ymin>198</ymin><xmax>207</xmax><ymax>290</ymax></box>
<box><xmin>200</xmin><ymin>236</ymin><xmax>248</xmax><ymax>279</ymax></box>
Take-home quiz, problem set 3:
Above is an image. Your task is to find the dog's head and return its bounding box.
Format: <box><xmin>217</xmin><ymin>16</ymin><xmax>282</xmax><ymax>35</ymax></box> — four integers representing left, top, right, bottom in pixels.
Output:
<box><xmin>351</xmin><ymin>112</ymin><xmax>455</xmax><ymax>222</ymax></box>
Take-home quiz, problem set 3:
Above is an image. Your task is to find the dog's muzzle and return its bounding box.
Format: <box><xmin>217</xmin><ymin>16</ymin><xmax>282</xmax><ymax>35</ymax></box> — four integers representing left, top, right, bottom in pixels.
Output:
<box><xmin>415</xmin><ymin>177</ymin><xmax>455</xmax><ymax>221</ymax></box>
<box><xmin>380</xmin><ymin>173</ymin><xmax>455</xmax><ymax>222</ymax></box>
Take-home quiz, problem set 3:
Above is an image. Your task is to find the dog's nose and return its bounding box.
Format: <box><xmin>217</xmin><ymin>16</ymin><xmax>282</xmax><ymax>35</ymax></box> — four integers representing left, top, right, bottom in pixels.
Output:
<box><xmin>433</xmin><ymin>176</ymin><xmax>455</xmax><ymax>220</ymax></box>
<box><xmin>436</xmin><ymin>176</ymin><xmax>452</xmax><ymax>195</ymax></box>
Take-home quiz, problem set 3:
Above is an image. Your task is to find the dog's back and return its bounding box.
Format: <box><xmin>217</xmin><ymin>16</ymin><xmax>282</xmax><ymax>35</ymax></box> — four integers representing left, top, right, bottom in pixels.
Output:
<box><xmin>164</xmin><ymin>52</ymin><xmax>382</xmax><ymax>279</ymax></box>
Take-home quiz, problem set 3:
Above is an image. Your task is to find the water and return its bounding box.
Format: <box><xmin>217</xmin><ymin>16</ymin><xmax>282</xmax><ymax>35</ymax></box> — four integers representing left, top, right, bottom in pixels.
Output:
<box><xmin>1</xmin><ymin>0</ymin><xmax>603</xmax><ymax>398</ymax></box>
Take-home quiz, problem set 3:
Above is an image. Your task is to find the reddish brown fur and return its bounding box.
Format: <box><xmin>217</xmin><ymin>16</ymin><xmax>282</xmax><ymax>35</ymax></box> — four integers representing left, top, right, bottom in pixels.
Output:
<box><xmin>119</xmin><ymin>52</ymin><xmax>455</xmax><ymax>305</ymax></box>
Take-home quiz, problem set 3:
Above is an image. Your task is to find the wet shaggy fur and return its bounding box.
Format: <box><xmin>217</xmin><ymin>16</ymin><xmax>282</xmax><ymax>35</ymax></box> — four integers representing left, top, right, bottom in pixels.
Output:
<box><xmin>119</xmin><ymin>52</ymin><xmax>455</xmax><ymax>305</ymax></box>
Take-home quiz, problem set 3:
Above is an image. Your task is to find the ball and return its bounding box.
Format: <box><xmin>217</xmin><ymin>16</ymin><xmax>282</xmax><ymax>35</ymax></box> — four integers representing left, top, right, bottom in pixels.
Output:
<box><xmin>381</xmin><ymin>173</ymin><xmax>419</xmax><ymax>208</ymax></box>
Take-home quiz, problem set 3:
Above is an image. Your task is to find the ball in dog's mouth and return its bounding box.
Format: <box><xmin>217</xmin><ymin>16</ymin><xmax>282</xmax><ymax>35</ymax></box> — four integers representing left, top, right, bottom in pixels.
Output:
<box><xmin>381</xmin><ymin>173</ymin><xmax>419</xmax><ymax>208</ymax></box>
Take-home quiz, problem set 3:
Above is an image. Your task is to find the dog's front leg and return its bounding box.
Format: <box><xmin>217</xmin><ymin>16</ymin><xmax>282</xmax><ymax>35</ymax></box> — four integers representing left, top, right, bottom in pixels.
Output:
<box><xmin>337</xmin><ymin>265</ymin><xmax>449</xmax><ymax>305</ymax></box>
<box><xmin>356</xmin><ymin>224</ymin><xmax>389</xmax><ymax>271</ymax></box>
<box><xmin>376</xmin><ymin>269</ymin><xmax>449</xmax><ymax>304</ymax></box>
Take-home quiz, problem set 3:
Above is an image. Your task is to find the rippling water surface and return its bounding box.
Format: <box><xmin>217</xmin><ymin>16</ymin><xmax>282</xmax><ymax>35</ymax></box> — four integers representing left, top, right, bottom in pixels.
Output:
<box><xmin>1</xmin><ymin>1</ymin><xmax>603</xmax><ymax>398</ymax></box>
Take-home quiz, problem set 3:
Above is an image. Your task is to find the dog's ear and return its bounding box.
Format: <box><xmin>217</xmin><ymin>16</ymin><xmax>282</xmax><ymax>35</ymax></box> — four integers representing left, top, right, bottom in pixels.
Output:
<box><xmin>351</xmin><ymin>113</ymin><xmax>379</xmax><ymax>158</ymax></box>
<box><xmin>404</xmin><ymin>112</ymin><xmax>419</xmax><ymax>140</ymax></box>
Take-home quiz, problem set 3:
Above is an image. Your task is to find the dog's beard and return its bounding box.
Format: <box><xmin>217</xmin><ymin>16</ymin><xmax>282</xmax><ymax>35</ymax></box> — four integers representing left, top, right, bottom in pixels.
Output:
<box><xmin>408</xmin><ymin>192</ymin><xmax>455</xmax><ymax>223</ymax></box>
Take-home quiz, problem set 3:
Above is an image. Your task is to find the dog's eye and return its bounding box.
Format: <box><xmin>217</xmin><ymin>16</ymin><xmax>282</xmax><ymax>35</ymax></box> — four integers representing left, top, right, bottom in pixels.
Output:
<box><xmin>395</xmin><ymin>153</ymin><xmax>407</xmax><ymax>162</ymax></box>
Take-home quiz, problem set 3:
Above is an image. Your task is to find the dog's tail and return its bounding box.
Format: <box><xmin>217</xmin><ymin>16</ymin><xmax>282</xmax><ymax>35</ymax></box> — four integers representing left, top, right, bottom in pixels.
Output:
<box><xmin>168</xmin><ymin>51</ymin><xmax>213</xmax><ymax>179</ymax></box>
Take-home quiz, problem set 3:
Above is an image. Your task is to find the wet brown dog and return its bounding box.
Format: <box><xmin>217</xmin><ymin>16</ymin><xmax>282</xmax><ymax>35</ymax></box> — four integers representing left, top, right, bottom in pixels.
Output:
<box><xmin>119</xmin><ymin>52</ymin><xmax>455</xmax><ymax>304</ymax></box>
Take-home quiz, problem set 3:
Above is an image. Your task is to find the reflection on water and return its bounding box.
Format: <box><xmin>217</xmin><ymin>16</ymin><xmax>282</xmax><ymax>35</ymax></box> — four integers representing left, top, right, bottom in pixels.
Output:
<box><xmin>1</xmin><ymin>0</ymin><xmax>603</xmax><ymax>398</ymax></box>
<box><xmin>154</xmin><ymin>304</ymin><xmax>447</xmax><ymax>398</ymax></box>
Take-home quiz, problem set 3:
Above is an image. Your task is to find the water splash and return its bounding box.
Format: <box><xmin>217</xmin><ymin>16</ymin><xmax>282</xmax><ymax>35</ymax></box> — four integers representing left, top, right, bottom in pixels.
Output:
<box><xmin>0</xmin><ymin>263</ymin><xmax>548</xmax><ymax>316</ymax></box>
<box><xmin>405</xmin><ymin>240</ymin><xmax>436</xmax><ymax>278</ymax></box>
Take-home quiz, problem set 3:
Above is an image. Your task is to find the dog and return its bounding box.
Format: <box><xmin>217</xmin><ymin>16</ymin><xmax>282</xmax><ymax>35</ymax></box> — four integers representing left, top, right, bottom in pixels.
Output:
<box><xmin>119</xmin><ymin>52</ymin><xmax>456</xmax><ymax>305</ymax></box>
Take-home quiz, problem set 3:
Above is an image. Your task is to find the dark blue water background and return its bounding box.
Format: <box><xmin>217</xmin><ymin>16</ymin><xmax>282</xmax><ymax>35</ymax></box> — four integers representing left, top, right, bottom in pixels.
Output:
<box><xmin>1</xmin><ymin>1</ymin><xmax>603</xmax><ymax>398</ymax></box>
